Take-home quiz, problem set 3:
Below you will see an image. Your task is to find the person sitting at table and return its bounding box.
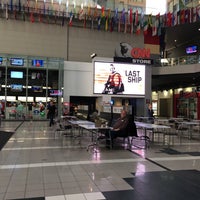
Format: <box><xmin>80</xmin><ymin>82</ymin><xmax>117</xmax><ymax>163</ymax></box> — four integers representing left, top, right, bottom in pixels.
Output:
<box><xmin>90</xmin><ymin>109</ymin><xmax>99</xmax><ymax>122</ymax></box>
<box><xmin>105</xmin><ymin>109</ymin><xmax>136</xmax><ymax>148</ymax></box>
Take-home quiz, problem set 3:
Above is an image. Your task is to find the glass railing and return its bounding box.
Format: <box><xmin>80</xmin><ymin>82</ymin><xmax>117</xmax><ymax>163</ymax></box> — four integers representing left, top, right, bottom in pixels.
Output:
<box><xmin>154</xmin><ymin>55</ymin><xmax>200</xmax><ymax>67</ymax></box>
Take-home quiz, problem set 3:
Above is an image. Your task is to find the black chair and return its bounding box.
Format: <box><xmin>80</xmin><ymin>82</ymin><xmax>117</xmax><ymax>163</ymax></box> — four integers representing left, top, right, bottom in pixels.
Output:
<box><xmin>110</xmin><ymin>116</ymin><xmax>138</xmax><ymax>149</ymax></box>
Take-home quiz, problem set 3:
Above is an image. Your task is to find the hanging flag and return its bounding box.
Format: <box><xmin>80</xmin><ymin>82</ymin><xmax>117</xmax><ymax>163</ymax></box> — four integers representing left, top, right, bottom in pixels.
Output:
<box><xmin>93</xmin><ymin>6</ymin><xmax>97</xmax><ymax>19</ymax></box>
<box><xmin>129</xmin><ymin>8</ymin><xmax>133</xmax><ymax>33</ymax></box>
<box><xmin>197</xmin><ymin>5</ymin><xmax>200</xmax><ymax>20</ymax></box>
<box><xmin>136</xmin><ymin>22</ymin><xmax>140</xmax><ymax>35</ymax></box>
<box><xmin>110</xmin><ymin>16</ymin><xmax>114</xmax><ymax>32</ymax></box>
<box><xmin>27</xmin><ymin>0</ymin><xmax>30</xmax><ymax>13</ymax></box>
<box><xmin>105</xmin><ymin>16</ymin><xmax>108</xmax><ymax>31</ymax></box>
<box><xmin>83</xmin><ymin>13</ymin><xmax>86</xmax><ymax>28</ymax></box>
<box><xmin>69</xmin><ymin>11</ymin><xmax>73</xmax><ymax>26</ymax></box>
<box><xmin>127</xmin><ymin>9</ymin><xmax>130</xmax><ymax>24</ymax></box>
<box><xmin>87</xmin><ymin>6</ymin><xmax>91</xmax><ymax>17</ymax></box>
<box><xmin>43</xmin><ymin>2</ymin><xmax>45</xmax><ymax>15</ymax></box>
<box><xmin>101</xmin><ymin>6</ymin><xmax>105</xmax><ymax>18</ymax></box>
<box><xmin>180</xmin><ymin>9</ymin><xmax>185</xmax><ymax>24</ymax></box>
<box><xmin>97</xmin><ymin>15</ymin><xmax>101</xmax><ymax>30</ymax></box>
<box><xmin>22</xmin><ymin>4</ymin><xmax>25</xmax><ymax>21</ymax></box>
<box><xmin>134</xmin><ymin>10</ymin><xmax>138</xmax><ymax>26</ymax></box>
<box><xmin>6</xmin><ymin>3</ymin><xmax>8</xmax><ymax>20</ymax></box>
<box><xmin>167</xmin><ymin>12</ymin><xmax>172</xmax><ymax>26</ymax></box>
<box><xmin>30</xmin><ymin>11</ymin><xmax>34</xmax><ymax>22</ymax></box>
<box><xmin>147</xmin><ymin>14</ymin><xmax>152</xmax><ymax>27</ymax></box>
<box><xmin>79</xmin><ymin>9</ymin><xmax>84</xmax><ymax>20</ymax></box>
<box><xmin>61</xmin><ymin>11</ymin><xmax>64</xmax><ymax>26</ymax></box>
<box><xmin>192</xmin><ymin>7</ymin><xmax>197</xmax><ymax>23</ymax></box>
<box><xmin>121</xmin><ymin>8</ymin><xmax>125</xmax><ymax>25</ymax></box>
<box><xmin>118</xmin><ymin>16</ymin><xmax>121</xmax><ymax>32</ymax></box>
<box><xmin>177</xmin><ymin>10</ymin><xmax>180</xmax><ymax>25</ymax></box>
<box><xmin>91</xmin><ymin>15</ymin><xmax>94</xmax><ymax>29</ymax></box>
<box><xmin>173</xmin><ymin>11</ymin><xmax>177</xmax><ymax>26</ymax></box>
<box><xmin>39</xmin><ymin>6</ymin><xmax>42</xmax><ymax>22</ymax></box>
<box><xmin>10</xmin><ymin>0</ymin><xmax>13</xmax><ymax>12</ymax></box>
<box><xmin>184</xmin><ymin>9</ymin><xmax>189</xmax><ymax>23</ymax></box>
<box><xmin>143</xmin><ymin>21</ymin><xmax>148</xmax><ymax>35</ymax></box>
<box><xmin>14</xmin><ymin>5</ymin><xmax>17</xmax><ymax>19</ymax></box>
<box><xmin>18</xmin><ymin>0</ymin><xmax>21</xmax><ymax>12</ymax></box>
<box><xmin>152</xmin><ymin>21</ymin><xmax>158</xmax><ymax>36</ymax></box>
<box><xmin>140</xmin><ymin>11</ymin><xmax>144</xmax><ymax>27</ymax></box>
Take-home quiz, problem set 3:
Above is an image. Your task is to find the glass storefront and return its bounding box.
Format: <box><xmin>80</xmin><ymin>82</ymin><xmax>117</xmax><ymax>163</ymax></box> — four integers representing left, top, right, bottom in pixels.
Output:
<box><xmin>0</xmin><ymin>54</ymin><xmax>64</xmax><ymax>120</ymax></box>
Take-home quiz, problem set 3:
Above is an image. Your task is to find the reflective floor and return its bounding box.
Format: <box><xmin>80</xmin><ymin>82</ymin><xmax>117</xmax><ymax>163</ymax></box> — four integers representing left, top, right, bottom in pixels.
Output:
<box><xmin>0</xmin><ymin>121</ymin><xmax>200</xmax><ymax>200</ymax></box>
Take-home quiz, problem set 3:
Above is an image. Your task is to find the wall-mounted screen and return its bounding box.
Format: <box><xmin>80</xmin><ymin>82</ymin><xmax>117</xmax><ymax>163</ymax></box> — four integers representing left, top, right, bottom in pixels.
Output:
<box><xmin>0</xmin><ymin>57</ymin><xmax>3</xmax><ymax>65</ymax></box>
<box><xmin>49</xmin><ymin>89</ymin><xmax>62</xmax><ymax>96</ymax></box>
<box><xmin>93</xmin><ymin>61</ymin><xmax>145</xmax><ymax>95</ymax></box>
<box><xmin>32</xmin><ymin>86</ymin><xmax>43</xmax><ymax>92</ymax></box>
<box><xmin>31</xmin><ymin>72</ymin><xmax>44</xmax><ymax>80</ymax></box>
<box><xmin>10</xmin><ymin>58</ymin><xmax>24</xmax><ymax>66</ymax></box>
<box><xmin>186</xmin><ymin>45</ymin><xmax>198</xmax><ymax>54</ymax></box>
<box><xmin>32</xmin><ymin>59</ymin><xmax>44</xmax><ymax>67</ymax></box>
<box><xmin>10</xmin><ymin>84</ymin><xmax>23</xmax><ymax>92</ymax></box>
<box><xmin>10</xmin><ymin>71</ymin><xmax>23</xmax><ymax>79</ymax></box>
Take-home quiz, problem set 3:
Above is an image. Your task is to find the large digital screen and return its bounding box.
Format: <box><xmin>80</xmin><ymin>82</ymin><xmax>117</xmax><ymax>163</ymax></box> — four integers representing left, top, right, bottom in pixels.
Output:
<box><xmin>10</xmin><ymin>58</ymin><xmax>24</xmax><ymax>66</ymax></box>
<box><xmin>10</xmin><ymin>84</ymin><xmax>23</xmax><ymax>92</ymax></box>
<box><xmin>10</xmin><ymin>71</ymin><xmax>23</xmax><ymax>79</ymax></box>
<box><xmin>93</xmin><ymin>62</ymin><xmax>145</xmax><ymax>95</ymax></box>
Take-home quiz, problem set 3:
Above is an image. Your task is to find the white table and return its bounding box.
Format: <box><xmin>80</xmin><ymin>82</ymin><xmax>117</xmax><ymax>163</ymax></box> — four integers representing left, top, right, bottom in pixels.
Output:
<box><xmin>78</xmin><ymin>124</ymin><xmax>112</xmax><ymax>152</ymax></box>
<box><xmin>178</xmin><ymin>121</ymin><xmax>200</xmax><ymax>139</ymax></box>
<box><xmin>135</xmin><ymin>122</ymin><xmax>171</xmax><ymax>148</ymax></box>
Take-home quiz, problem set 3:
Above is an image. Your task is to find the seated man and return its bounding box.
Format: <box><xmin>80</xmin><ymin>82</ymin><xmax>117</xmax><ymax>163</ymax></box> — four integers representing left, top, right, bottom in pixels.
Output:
<box><xmin>105</xmin><ymin>109</ymin><xmax>129</xmax><ymax>147</ymax></box>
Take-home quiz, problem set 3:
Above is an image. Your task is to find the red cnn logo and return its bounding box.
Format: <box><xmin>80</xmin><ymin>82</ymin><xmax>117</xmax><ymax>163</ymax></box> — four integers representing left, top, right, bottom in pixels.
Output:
<box><xmin>131</xmin><ymin>48</ymin><xmax>150</xmax><ymax>58</ymax></box>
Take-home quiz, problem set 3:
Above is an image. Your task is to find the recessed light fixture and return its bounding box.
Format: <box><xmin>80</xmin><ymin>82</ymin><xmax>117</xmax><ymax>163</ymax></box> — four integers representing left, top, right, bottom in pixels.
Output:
<box><xmin>90</xmin><ymin>53</ymin><xmax>97</xmax><ymax>59</ymax></box>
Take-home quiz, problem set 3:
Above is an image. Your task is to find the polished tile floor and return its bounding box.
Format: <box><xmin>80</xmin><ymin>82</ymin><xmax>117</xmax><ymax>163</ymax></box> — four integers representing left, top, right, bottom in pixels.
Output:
<box><xmin>0</xmin><ymin>120</ymin><xmax>200</xmax><ymax>200</ymax></box>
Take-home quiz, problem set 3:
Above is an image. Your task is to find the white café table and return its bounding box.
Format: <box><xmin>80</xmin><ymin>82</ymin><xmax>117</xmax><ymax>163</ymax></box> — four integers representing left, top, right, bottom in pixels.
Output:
<box><xmin>66</xmin><ymin>119</ymin><xmax>95</xmax><ymax>137</ymax></box>
<box><xmin>78</xmin><ymin>124</ymin><xmax>112</xmax><ymax>151</ymax></box>
<box><xmin>177</xmin><ymin>121</ymin><xmax>200</xmax><ymax>139</ymax></box>
<box><xmin>135</xmin><ymin>121</ymin><xmax>171</xmax><ymax>148</ymax></box>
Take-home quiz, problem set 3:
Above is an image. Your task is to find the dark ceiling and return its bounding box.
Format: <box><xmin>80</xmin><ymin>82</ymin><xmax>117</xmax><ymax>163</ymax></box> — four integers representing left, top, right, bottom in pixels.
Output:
<box><xmin>165</xmin><ymin>21</ymin><xmax>200</xmax><ymax>52</ymax></box>
<box><xmin>152</xmin><ymin>72</ymin><xmax>200</xmax><ymax>91</ymax></box>
<box><xmin>152</xmin><ymin>21</ymin><xmax>200</xmax><ymax>91</ymax></box>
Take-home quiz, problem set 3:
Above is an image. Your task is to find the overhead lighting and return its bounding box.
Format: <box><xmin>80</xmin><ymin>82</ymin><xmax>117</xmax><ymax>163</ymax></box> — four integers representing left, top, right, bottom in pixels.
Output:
<box><xmin>90</xmin><ymin>53</ymin><xmax>97</xmax><ymax>59</ymax></box>
<box><xmin>161</xmin><ymin>58</ymin><xmax>169</xmax><ymax>63</ymax></box>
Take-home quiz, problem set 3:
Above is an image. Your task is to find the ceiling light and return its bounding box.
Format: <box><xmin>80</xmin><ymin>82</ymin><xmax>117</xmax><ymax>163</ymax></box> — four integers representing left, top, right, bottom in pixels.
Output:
<box><xmin>90</xmin><ymin>53</ymin><xmax>97</xmax><ymax>59</ymax></box>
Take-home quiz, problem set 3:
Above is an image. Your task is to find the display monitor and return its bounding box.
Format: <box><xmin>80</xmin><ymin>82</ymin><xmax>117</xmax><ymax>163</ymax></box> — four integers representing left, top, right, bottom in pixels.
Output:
<box><xmin>49</xmin><ymin>89</ymin><xmax>62</xmax><ymax>96</ymax></box>
<box><xmin>32</xmin><ymin>59</ymin><xmax>44</xmax><ymax>67</ymax></box>
<box><xmin>10</xmin><ymin>71</ymin><xmax>23</xmax><ymax>79</ymax></box>
<box><xmin>93</xmin><ymin>61</ymin><xmax>145</xmax><ymax>96</ymax></box>
<box><xmin>31</xmin><ymin>72</ymin><xmax>44</xmax><ymax>80</ymax></box>
<box><xmin>186</xmin><ymin>45</ymin><xmax>198</xmax><ymax>54</ymax></box>
<box><xmin>10</xmin><ymin>58</ymin><xmax>24</xmax><ymax>66</ymax></box>
<box><xmin>10</xmin><ymin>84</ymin><xmax>23</xmax><ymax>92</ymax></box>
<box><xmin>32</xmin><ymin>86</ymin><xmax>43</xmax><ymax>92</ymax></box>
<box><xmin>0</xmin><ymin>57</ymin><xmax>3</xmax><ymax>65</ymax></box>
